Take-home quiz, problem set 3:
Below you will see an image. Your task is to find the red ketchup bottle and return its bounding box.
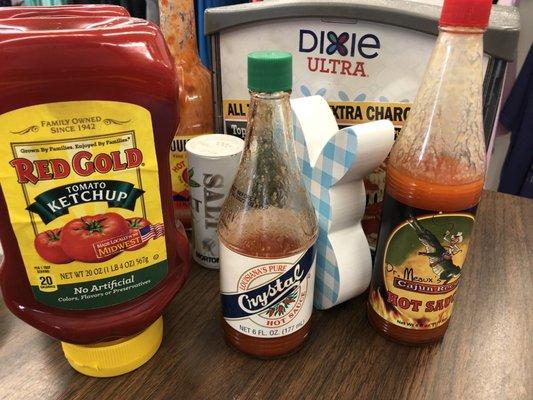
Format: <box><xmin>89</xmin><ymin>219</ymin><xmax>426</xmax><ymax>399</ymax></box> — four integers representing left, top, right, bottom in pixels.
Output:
<box><xmin>0</xmin><ymin>15</ymin><xmax>189</xmax><ymax>377</ymax></box>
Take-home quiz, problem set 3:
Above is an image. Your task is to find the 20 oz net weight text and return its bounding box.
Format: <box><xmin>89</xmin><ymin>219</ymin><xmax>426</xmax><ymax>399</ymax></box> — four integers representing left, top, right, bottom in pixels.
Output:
<box><xmin>59</xmin><ymin>256</ymin><xmax>149</xmax><ymax>280</ymax></box>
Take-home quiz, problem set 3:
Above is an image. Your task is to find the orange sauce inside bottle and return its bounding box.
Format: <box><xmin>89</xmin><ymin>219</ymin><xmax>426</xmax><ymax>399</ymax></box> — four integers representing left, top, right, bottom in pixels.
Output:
<box><xmin>368</xmin><ymin>15</ymin><xmax>488</xmax><ymax>344</ymax></box>
<box><xmin>386</xmin><ymin>161</ymin><xmax>484</xmax><ymax>211</ymax></box>
<box><xmin>160</xmin><ymin>0</ymin><xmax>214</xmax><ymax>229</ymax></box>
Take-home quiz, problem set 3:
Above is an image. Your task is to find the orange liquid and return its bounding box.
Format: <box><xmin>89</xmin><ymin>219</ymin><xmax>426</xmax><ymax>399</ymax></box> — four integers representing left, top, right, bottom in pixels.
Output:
<box><xmin>386</xmin><ymin>162</ymin><xmax>484</xmax><ymax>211</ymax></box>
<box><xmin>160</xmin><ymin>0</ymin><xmax>214</xmax><ymax>229</ymax></box>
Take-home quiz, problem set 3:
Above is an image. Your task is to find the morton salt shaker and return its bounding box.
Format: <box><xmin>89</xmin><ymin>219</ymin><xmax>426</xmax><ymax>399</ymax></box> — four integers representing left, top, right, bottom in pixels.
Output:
<box><xmin>185</xmin><ymin>134</ymin><xmax>244</xmax><ymax>268</ymax></box>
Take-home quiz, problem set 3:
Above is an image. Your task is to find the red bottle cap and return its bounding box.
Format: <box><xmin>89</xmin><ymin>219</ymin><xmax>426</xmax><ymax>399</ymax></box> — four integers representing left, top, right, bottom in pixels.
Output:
<box><xmin>439</xmin><ymin>0</ymin><xmax>493</xmax><ymax>29</ymax></box>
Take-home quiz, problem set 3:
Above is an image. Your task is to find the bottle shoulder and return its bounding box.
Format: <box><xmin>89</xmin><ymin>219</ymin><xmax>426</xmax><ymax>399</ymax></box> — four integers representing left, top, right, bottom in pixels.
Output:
<box><xmin>389</xmin><ymin>30</ymin><xmax>486</xmax><ymax>194</ymax></box>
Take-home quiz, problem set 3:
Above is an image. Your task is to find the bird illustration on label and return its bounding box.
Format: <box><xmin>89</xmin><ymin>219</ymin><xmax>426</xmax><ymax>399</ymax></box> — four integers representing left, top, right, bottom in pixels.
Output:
<box><xmin>407</xmin><ymin>216</ymin><xmax>462</xmax><ymax>284</ymax></box>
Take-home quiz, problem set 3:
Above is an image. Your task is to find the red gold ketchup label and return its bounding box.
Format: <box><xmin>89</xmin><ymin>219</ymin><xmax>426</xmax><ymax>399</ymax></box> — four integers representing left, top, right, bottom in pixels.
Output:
<box><xmin>369</xmin><ymin>212</ymin><xmax>474</xmax><ymax>330</ymax></box>
<box><xmin>0</xmin><ymin>101</ymin><xmax>168</xmax><ymax>310</ymax></box>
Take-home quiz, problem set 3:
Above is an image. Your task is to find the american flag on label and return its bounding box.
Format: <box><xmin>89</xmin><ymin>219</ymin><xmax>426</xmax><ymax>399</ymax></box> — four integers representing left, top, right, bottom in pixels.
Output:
<box><xmin>139</xmin><ymin>223</ymin><xmax>165</xmax><ymax>242</ymax></box>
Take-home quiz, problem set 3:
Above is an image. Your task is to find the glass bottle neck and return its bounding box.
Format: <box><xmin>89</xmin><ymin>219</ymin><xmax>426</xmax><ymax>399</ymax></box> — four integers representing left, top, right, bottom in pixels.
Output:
<box><xmin>251</xmin><ymin>91</ymin><xmax>291</xmax><ymax>98</ymax></box>
<box><xmin>436</xmin><ymin>26</ymin><xmax>485</xmax><ymax>58</ymax></box>
<box><xmin>159</xmin><ymin>0</ymin><xmax>199</xmax><ymax>61</ymax></box>
<box><xmin>217</xmin><ymin>87</ymin><xmax>317</xmax><ymax>253</ymax></box>
<box><xmin>246</xmin><ymin>90</ymin><xmax>295</xmax><ymax>158</ymax></box>
<box><xmin>439</xmin><ymin>26</ymin><xmax>486</xmax><ymax>35</ymax></box>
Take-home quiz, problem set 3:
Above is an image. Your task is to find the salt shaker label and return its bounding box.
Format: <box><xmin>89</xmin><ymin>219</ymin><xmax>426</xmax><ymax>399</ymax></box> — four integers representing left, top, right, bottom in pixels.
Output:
<box><xmin>186</xmin><ymin>134</ymin><xmax>243</xmax><ymax>269</ymax></box>
<box><xmin>220</xmin><ymin>243</ymin><xmax>315</xmax><ymax>338</ymax></box>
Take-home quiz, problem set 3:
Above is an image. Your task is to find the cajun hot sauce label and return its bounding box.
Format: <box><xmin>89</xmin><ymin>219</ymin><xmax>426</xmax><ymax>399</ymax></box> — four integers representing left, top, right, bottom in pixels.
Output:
<box><xmin>0</xmin><ymin>101</ymin><xmax>168</xmax><ymax>310</ymax></box>
<box><xmin>369</xmin><ymin>194</ymin><xmax>475</xmax><ymax>330</ymax></box>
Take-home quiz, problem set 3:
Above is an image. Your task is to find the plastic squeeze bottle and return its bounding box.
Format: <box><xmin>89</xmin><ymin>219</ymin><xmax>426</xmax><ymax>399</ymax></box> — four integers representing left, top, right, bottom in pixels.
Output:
<box><xmin>0</xmin><ymin>16</ymin><xmax>189</xmax><ymax>377</ymax></box>
<box><xmin>368</xmin><ymin>0</ymin><xmax>492</xmax><ymax>345</ymax></box>
<box><xmin>218</xmin><ymin>51</ymin><xmax>318</xmax><ymax>358</ymax></box>
<box><xmin>159</xmin><ymin>0</ymin><xmax>215</xmax><ymax>229</ymax></box>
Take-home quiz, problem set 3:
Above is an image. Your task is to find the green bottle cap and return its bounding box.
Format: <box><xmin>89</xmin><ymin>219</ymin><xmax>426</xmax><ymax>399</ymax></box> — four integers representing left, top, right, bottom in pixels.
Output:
<box><xmin>247</xmin><ymin>51</ymin><xmax>292</xmax><ymax>93</ymax></box>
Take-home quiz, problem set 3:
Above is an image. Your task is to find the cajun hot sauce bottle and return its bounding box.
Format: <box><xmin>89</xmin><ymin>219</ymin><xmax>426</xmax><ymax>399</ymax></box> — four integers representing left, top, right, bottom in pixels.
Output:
<box><xmin>159</xmin><ymin>0</ymin><xmax>215</xmax><ymax>228</ymax></box>
<box><xmin>368</xmin><ymin>0</ymin><xmax>492</xmax><ymax>345</ymax></box>
<box><xmin>218</xmin><ymin>52</ymin><xmax>318</xmax><ymax>358</ymax></box>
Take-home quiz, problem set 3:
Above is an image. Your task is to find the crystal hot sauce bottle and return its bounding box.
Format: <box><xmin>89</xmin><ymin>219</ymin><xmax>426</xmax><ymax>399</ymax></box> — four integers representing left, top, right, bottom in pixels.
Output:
<box><xmin>218</xmin><ymin>52</ymin><xmax>318</xmax><ymax>358</ymax></box>
<box><xmin>159</xmin><ymin>0</ymin><xmax>215</xmax><ymax>228</ymax></box>
<box><xmin>368</xmin><ymin>0</ymin><xmax>492</xmax><ymax>345</ymax></box>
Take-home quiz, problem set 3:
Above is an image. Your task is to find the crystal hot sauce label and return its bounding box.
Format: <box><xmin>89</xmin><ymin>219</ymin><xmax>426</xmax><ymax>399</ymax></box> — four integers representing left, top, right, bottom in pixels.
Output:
<box><xmin>0</xmin><ymin>101</ymin><xmax>168</xmax><ymax>310</ymax></box>
<box><xmin>369</xmin><ymin>200</ymin><xmax>475</xmax><ymax>330</ymax></box>
<box><xmin>220</xmin><ymin>244</ymin><xmax>316</xmax><ymax>338</ymax></box>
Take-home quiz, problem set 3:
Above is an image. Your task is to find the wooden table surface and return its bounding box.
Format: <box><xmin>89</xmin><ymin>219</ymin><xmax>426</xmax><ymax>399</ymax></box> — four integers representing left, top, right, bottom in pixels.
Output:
<box><xmin>0</xmin><ymin>190</ymin><xmax>531</xmax><ymax>400</ymax></box>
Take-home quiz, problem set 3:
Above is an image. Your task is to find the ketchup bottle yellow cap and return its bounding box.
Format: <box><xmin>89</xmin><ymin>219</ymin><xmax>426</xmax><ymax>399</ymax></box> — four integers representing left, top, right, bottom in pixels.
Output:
<box><xmin>61</xmin><ymin>317</ymin><xmax>163</xmax><ymax>378</ymax></box>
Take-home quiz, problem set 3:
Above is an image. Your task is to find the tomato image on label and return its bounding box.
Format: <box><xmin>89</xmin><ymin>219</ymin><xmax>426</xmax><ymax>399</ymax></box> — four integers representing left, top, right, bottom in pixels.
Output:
<box><xmin>60</xmin><ymin>212</ymin><xmax>130</xmax><ymax>263</ymax></box>
<box><xmin>182</xmin><ymin>168</ymin><xmax>189</xmax><ymax>186</ymax></box>
<box><xmin>34</xmin><ymin>228</ymin><xmax>74</xmax><ymax>264</ymax></box>
<box><xmin>172</xmin><ymin>166</ymin><xmax>190</xmax><ymax>204</ymax></box>
<box><xmin>170</xmin><ymin>142</ymin><xmax>191</xmax><ymax>204</ymax></box>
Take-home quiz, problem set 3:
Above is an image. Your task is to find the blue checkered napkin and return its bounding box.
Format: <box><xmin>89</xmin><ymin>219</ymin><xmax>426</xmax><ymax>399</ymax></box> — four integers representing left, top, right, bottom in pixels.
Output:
<box><xmin>294</xmin><ymin>125</ymin><xmax>357</xmax><ymax>309</ymax></box>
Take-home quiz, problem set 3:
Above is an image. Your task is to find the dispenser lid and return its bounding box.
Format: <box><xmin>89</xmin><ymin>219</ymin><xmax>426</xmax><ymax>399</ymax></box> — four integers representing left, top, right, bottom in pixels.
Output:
<box><xmin>440</xmin><ymin>0</ymin><xmax>493</xmax><ymax>29</ymax></box>
<box><xmin>248</xmin><ymin>51</ymin><xmax>292</xmax><ymax>93</ymax></box>
<box><xmin>61</xmin><ymin>317</ymin><xmax>163</xmax><ymax>378</ymax></box>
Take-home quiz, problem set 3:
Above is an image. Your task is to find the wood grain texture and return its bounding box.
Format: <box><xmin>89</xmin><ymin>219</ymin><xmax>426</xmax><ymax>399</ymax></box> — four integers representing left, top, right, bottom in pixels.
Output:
<box><xmin>0</xmin><ymin>191</ymin><xmax>531</xmax><ymax>400</ymax></box>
